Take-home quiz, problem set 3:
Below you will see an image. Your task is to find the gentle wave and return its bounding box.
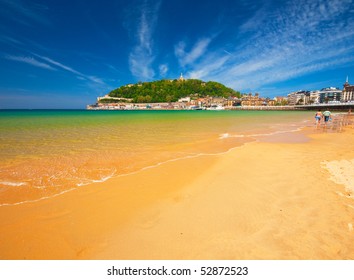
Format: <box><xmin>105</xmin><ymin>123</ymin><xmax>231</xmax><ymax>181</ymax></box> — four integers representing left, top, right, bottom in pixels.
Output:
<box><xmin>1</xmin><ymin>123</ymin><xmax>306</xmax><ymax>207</ymax></box>
<box><xmin>0</xmin><ymin>188</ymin><xmax>77</xmax><ymax>207</ymax></box>
<box><xmin>0</xmin><ymin>143</ymin><xmax>254</xmax><ymax>207</ymax></box>
<box><xmin>76</xmin><ymin>169</ymin><xmax>117</xmax><ymax>187</ymax></box>
<box><xmin>219</xmin><ymin>127</ymin><xmax>303</xmax><ymax>139</ymax></box>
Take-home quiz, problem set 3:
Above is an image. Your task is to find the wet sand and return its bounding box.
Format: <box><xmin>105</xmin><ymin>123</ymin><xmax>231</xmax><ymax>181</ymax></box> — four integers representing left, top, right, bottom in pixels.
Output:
<box><xmin>0</xmin><ymin>118</ymin><xmax>353</xmax><ymax>259</ymax></box>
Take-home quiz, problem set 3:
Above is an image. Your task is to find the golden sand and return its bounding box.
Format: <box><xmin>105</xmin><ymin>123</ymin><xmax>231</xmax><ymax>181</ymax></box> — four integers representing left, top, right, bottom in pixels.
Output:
<box><xmin>0</xmin><ymin>123</ymin><xmax>353</xmax><ymax>260</ymax></box>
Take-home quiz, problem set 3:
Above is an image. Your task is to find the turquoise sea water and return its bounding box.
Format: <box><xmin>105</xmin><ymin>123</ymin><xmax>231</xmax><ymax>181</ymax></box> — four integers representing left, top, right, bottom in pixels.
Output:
<box><xmin>0</xmin><ymin>110</ymin><xmax>313</xmax><ymax>205</ymax></box>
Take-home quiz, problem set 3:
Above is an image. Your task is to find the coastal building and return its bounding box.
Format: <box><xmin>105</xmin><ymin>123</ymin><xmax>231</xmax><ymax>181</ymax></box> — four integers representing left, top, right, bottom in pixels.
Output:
<box><xmin>287</xmin><ymin>92</ymin><xmax>297</xmax><ymax>105</ymax></box>
<box><xmin>227</xmin><ymin>97</ymin><xmax>241</xmax><ymax>107</ymax></box>
<box><xmin>274</xmin><ymin>96</ymin><xmax>287</xmax><ymax>102</ymax></box>
<box><xmin>197</xmin><ymin>97</ymin><xmax>211</xmax><ymax>107</ymax></box>
<box><xmin>211</xmin><ymin>97</ymin><xmax>227</xmax><ymax>106</ymax></box>
<box><xmin>241</xmin><ymin>93</ymin><xmax>276</xmax><ymax>106</ymax></box>
<box><xmin>97</xmin><ymin>95</ymin><xmax>133</xmax><ymax>103</ymax></box>
<box><xmin>273</xmin><ymin>96</ymin><xmax>288</xmax><ymax>105</ymax></box>
<box><xmin>178</xmin><ymin>97</ymin><xmax>191</xmax><ymax>103</ymax></box>
<box><xmin>342</xmin><ymin>77</ymin><xmax>354</xmax><ymax>102</ymax></box>
<box><xmin>310</xmin><ymin>90</ymin><xmax>320</xmax><ymax>104</ymax></box>
<box><xmin>287</xmin><ymin>91</ymin><xmax>310</xmax><ymax>105</ymax></box>
<box><xmin>241</xmin><ymin>93</ymin><xmax>263</xmax><ymax>106</ymax></box>
<box><xmin>266</xmin><ymin>97</ymin><xmax>276</xmax><ymax>106</ymax></box>
<box><xmin>319</xmin><ymin>87</ymin><xmax>341</xmax><ymax>103</ymax></box>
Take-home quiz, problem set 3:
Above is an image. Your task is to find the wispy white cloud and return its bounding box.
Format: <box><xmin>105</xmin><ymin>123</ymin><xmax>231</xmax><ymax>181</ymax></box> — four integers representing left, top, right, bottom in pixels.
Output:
<box><xmin>32</xmin><ymin>54</ymin><xmax>106</xmax><ymax>85</ymax></box>
<box><xmin>0</xmin><ymin>0</ymin><xmax>49</xmax><ymax>26</ymax></box>
<box><xmin>106</xmin><ymin>64</ymin><xmax>122</xmax><ymax>74</ymax></box>
<box><xmin>180</xmin><ymin>0</ymin><xmax>354</xmax><ymax>94</ymax></box>
<box><xmin>238</xmin><ymin>2</ymin><xmax>270</xmax><ymax>34</ymax></box>
<box><xmin>35</xmin><ymin>55</ymin><xmax>82</xmax><ymax>75</ymax></box>
<box><xmin>4</xmin><ymin>52</ymin><xmax>108</xmax><ymax>89</ymax></box>
<box><xmin>128</xmin><ymin>0</ymin><xmax>161</xmax><ymax>80</ymax></box>
<box><xmin>86</xmin><ymin>75</ymin><xmax>106</xmax><ymax>85</ymax></box>
<box><xmin>175</xmin><ymin>38</ymin><xmax>212</xmax><ymax>68</ymax></box>
<box><xmin>188</xmin><ymin>53</ymin><xmax>229</xmax><ymax>79</ymax></box>
<box><xmin>0</xmin><ymin>35</ymin><xmax>24</xmax><ymax>46</ymax></box>
<box><xmin>4</xmin><ymin>54</ymin><xmax>56</xmax><ymax>70</ymax></box>
<box><xmin>1</xmin><ymin>33</ymin><xmax>108</xmax><ymax>89</ymax></box>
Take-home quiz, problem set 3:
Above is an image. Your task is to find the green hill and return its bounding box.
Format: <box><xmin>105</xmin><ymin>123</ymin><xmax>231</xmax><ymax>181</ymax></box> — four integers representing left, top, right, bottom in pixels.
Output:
<box><xmin>105</xmin><ymin>79</ymin><xmax>240</xmax><ymax>103</ymax></box>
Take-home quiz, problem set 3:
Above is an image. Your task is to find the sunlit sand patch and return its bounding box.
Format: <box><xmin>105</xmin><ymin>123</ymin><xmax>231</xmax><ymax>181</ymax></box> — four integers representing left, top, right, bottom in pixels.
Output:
<box><xmin>0</xmin><ymin>181</ymin><xmax>27</xmax><ymax>187</ymax></box>
<box><xmin>321</xmin><ymin>159</ymin><xmax>354</xmax><ymax>196</ymax></box>
<box><xmin>335</xmin><ymin>191</ymin><xmax>352</xmax><ymax>199</ymax></box>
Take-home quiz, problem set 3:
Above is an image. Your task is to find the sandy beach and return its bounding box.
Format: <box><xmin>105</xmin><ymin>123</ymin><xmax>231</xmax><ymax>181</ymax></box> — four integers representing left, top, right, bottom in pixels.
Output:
<box><xmin>0</xmin><ymin>116</ymin><xmax>353</xmax><ymax>260</ymax></box>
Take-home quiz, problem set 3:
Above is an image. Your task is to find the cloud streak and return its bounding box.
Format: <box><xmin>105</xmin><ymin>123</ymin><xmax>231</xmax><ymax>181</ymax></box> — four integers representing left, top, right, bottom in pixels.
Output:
<box><xmin>178</xmin><ymin>0</ymin><xmax>354</xmax><ymax>94</ymax></box>
<box><xmin>0</xmin><ymin>0</ymin><xmax>49</xmax><ymax>26</ymax></box>
<box><xmin>175</xmin><ymin>38</ymin><xmax>212</xmax><ymax>67</ymax></box>
<box><xmin>4</xmin><ymin>54</ymin><xmax>56</xmax><ymax>70</ymax></box>
<box><xmin>32</xmin><ymin>54</ymin><xmax>106</xmax><ymax>85</ymax></box>
<box><xmin>128</xmin><ymin>0</ymin><xmax>161</xmax><ymax>81</ymax></box>
<box><xmin>3</xmin><ymin>50</ymin><xmax>108</xmax><ymax>88</ymax></box>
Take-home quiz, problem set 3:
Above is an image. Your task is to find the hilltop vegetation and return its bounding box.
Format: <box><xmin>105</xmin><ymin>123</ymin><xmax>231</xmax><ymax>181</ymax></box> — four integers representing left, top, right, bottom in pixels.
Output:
<box><xmin>106</xmin><ymin>79</ymin><xmax>240</xmax><ymax>103</ymax></box>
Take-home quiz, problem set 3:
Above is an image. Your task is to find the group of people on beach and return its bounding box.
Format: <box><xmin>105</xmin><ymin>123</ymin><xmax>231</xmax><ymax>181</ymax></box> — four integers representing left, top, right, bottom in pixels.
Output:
<box><xmin>314</xmin><ymin>109</ymin><xmax>332</xmax><ymax>128</ymax></box>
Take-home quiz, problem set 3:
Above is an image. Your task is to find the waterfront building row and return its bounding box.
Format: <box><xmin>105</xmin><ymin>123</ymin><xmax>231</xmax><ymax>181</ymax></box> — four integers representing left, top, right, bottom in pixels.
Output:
<box><xmin>287</xmin><ymin>78</ymin><xmax>354</xmax><ymax>105</ymax></box>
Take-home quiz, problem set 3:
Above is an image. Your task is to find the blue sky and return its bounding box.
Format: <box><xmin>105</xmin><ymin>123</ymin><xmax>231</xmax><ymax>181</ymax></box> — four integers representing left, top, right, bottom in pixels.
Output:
<box><xmin>1</xmin><ymin>0</ymin><xmax>354</xmax><ymax>109</ymax></box>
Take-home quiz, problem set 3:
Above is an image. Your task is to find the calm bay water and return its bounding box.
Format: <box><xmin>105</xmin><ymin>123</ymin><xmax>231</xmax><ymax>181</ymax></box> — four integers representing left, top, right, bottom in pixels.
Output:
<box><xmin>0</xmin><ymin>109</ymin><xmax>312</xmax><ymax>205</ymax></box>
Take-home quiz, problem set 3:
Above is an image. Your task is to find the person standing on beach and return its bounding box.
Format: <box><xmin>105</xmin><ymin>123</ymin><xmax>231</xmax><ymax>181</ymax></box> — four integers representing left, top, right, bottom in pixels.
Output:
<box><xmin>315</xmin><ymin>110</ymin><xmax>322</xmax><ymax>127</ymax></box>
<box><xmin>323</xmin><ymin>109</ymin><xmax>331</xmax><ymax>127</ymax></box>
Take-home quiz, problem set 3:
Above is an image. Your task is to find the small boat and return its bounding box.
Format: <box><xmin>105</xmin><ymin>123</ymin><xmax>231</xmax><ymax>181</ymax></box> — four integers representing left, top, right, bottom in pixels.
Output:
<box><xmin>207</xmin><ymin>104</ymin><xmax>225</xmax><ymax>110</ymax></box>
<box><xmin>190</xmin><ymin>106</ymin><xmax>203</xmax><ymax>110</ymax></box>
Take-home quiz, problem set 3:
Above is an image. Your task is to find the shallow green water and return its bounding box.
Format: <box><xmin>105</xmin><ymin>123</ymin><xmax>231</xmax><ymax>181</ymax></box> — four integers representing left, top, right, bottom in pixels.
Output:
<box><xmin>0</xmin><ymin>110</ymin><xmax>313</xmax><ymax>205</ymax></box>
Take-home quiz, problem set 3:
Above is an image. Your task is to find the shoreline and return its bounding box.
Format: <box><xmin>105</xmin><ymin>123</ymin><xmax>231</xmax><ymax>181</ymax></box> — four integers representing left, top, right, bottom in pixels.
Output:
<box><xmin>0</xmin><ymin>116</ymin><xmax>353</xmax><ymax>259</ymax></box>
<box><xmin>96</xmin><ymin>123</ymin><xmax>354</xmax><ymax>260</ymax></box>
<box><xmin>0</xmin><ymin>110</ymin><xmax>312</xmax><ymax>207</ymax></box>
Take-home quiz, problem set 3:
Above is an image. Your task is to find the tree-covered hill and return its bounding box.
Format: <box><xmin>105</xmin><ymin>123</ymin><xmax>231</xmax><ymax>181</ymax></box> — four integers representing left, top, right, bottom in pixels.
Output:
<box><xmin>106</xmin><ymin>79</ymin><xmax>240</xmax><ymax>103</ymax></box>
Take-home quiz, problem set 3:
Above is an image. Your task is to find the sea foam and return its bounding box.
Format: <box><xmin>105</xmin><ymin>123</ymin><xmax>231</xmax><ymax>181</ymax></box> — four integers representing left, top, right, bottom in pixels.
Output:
<box><xmin>219</xmin><ymin>127</ymin><xmax>303</xmax><ymax>140</ymax></box>
<box><xmin>0</xmin><ymin>181</ymin><xmax>27</xmax><ymax>187</ymax></box>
